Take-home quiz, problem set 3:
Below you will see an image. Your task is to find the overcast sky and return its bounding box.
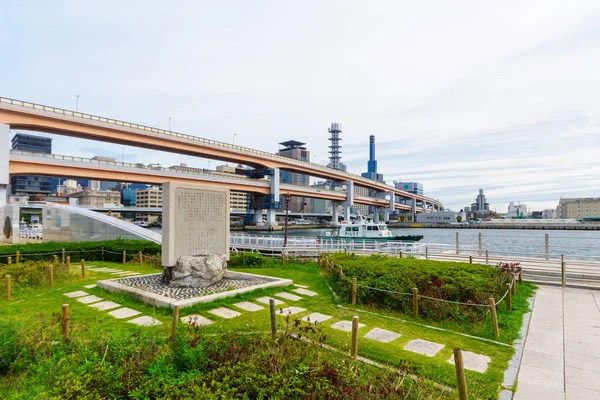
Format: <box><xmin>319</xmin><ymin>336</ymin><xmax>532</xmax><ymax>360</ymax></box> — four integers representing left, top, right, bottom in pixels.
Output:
<box><xmin>2</xmin><ymin>1</ymin><xmax>599</xmax><ymax>212</ymax></box>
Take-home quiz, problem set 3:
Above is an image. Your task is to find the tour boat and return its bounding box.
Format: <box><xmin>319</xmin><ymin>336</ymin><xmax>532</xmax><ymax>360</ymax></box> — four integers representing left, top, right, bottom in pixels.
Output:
<box><xmin>319</xmin><ymin>215</ymin><xmax>423</xmax><ymax>242</ymax></box>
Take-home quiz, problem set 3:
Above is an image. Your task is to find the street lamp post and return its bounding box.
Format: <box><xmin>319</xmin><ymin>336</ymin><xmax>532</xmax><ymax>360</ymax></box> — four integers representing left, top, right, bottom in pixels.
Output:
<box><xmin>169</xmin><ymin>117</ymin><xmax>171</xmax><ymax>131</ymax></box>
<box><xmin>233</xmin><ymin>133</ymin><xmax>237</xmax><ymax>146</ymax></box>
<box><xmin>283</xmin><ymin>193</ymin><xmax>291</xmax><ymax>247</ymax></box>
<box><xmin>76</xmin><ymin>95</ymin><xmax>79</xmax><ymax>112</ymax></box>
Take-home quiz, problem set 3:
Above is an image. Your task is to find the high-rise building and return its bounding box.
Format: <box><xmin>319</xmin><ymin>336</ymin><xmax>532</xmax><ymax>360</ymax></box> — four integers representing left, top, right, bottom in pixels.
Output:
<box><xmin>471</xmin><ymin>189</ymin><xmax>490</xmax><ymax>212</ymax></box>
<box><xmin>327</xmin><ymin>123</ymin><xmax>346</xmax><ymax>171</ymax></box>
<box><xmin>507</xmin><ymin>202</ymin><xmax>529</xmax><ymax>219</ymax></box>
<box><xmin>10</xmin><ymin>133</ymin><xmax>53</xmax><ymax>197</ymax></box>
<box><xmin>277</xmin><ymin>140</ymin><xmax>310</xmax><ymax>213</ymax></box>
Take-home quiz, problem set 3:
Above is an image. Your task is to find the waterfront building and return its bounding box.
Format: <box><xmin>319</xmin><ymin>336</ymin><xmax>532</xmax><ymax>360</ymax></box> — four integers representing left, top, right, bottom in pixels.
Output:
<box><xmin>121</xmin><ymin>189</ymin><xmax>137</xmax><ymax>206</ymax></box>
<box><xmin>215</xmin><ymin>165</ymin><xmax>251</xmax><ymax>212</ymax></box>
<box><xmin>277</xmin><ymin>140</ymin><xmax>310</xmax><ymax>213</ymax></box>
<box><xmin>10</xmin><ymin>133</ymin><xmax>52</xmax><ymax>197</ymax></box>
<box><xmin>506</xmin><ymin>202</ymin><xmax>530</xmax><ymax>219</ymax></box>
<box><xmin>415</xmin><ymin>210</ymin><xmax>466</xmax><ymax>223</ymax></box>
<box><xmin>56</xmin><ymin>179</ymin><xmax>83</xmax><ymax>196</ymax></box>
<box><xmin>558</xmin><ymin>197</ymin><xmax>600</xmax><ymax>220</ymax></box>
<box><xmin>353</xmin><ymin>185</ymin><xmax>370</xmax><ymax>216</ymax></box>
<box><xmin>471</xmin><ymin>189</ymin><xmax>490</xmax><ymax>212</ymax></box>
<box><xmin>541</xmin><ymin>209</ymin><xmax>557</xmax><ymax>219</ymax></box>
<box><xmin>68</xmin><ymin>187</ymin><xmax>121</xmax><ymax>207</ymax></box>
<box><xmin>136</xmin><ymin>186</ymin><xmax>162</xmax><ymax>208</ymax></box>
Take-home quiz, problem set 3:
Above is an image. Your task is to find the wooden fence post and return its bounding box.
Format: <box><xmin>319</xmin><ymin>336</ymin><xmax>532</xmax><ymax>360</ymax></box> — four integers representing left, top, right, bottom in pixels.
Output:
<box><xmin>478</xmin><ymin>232</ymin><xmax>482</xmax><ymax>256</ymax></box>
<box><xmin>518</xmin><ymin>270</ymin><xmax>523</xmax><ymax>284</ymax></box>
<box><xmin>122</xmin><ymin>250</ymin><xmax>126</xmax><ymax>264</ymax></box>
<box><xmin>512</xmin><ymin>278</ymin><xmax>517</xmax><ymax>295</ymax></box>
<box><xmin>281</xmin><ymin>252</ymin><xmax>286</xmax><ymax>266</ymax></box>
<box><xmin>101</xmin><ymin>247</ymin><xmax>105</xmax><ymax>261</ymax></box>
<box><xmin>425</xmin><ymin>247</ymin><xmax>428</xmax><ymax>260</ymax></box>
<box><xmin>49</xmin><ymin>265</ymin><xmax>54</xmax><ymax>288</ymax></box>
<box><xmin>561</xmin><ymin>254</ymin><xmax>566</xmax><ymax>287</ymax></box>
<box><xmin>62</xmin><ymin>304</ymin><xmax>70</xmax><ymax>341</ymax></box>
<box><xmin>485</xmin><ymin>249</ymin><xmax>489</xmax><ymax>265</ymax></box>
<box><xmin>413</xmin><ymin>288</ymin><xmax>419</xmax><ymax>318</ymax></box>
<box><xmin>5</xmin><ymin>275</ymin><xmax>10</xmax><ymax>301</ymax></box>
<box><xmin>138</xmin><ymin>251</ymin><xmax>143</xmax><ymax>266</ymax></box>
<box><xmin>351</xmin><ymin>316</ymin><xmax>359</xmax><ymax>360</ymax></box>
<box><xmin>469</xmin><ymin>255</ymin><xmax>473</xmax><ymax>264</ymax></box>
<box><xmin>7</xmin><ymin>256</ymin><xmax>11</xmax><ymax>265</ymax></box>
<box><xmin>351</xmin><ymin>278</ymin><xmax>357</xmax><ymax>305</ymax></box>
<box><xmin>81</xmin><ymin>259</ymin><xmax>85</xmax><ymax>278</ymax></box>
<box><xmin>454</xmin><ymin>348</ymin><xmax>468</xmax><ymax>400</ymax></box>
<box><xmin>545</xmin><ymin>234</ymin><xmax>550</xmax><ymax>260</ymax></box>
<box><xmin>399</xmin><ymin>250</ymin><xmax>403</xmax><ymax>258</ymax></box>
<box><xmin>171</xmin><ymin>306</ymin><xmax>180</xmax><ymax>341</ymax></box>
<box><xmin>61</xmin><ymin>248</ymin><xmax>65</xmax><ymax>265</ymax></box>
<box><xmin>338</xmin><ymin>265</ymin><xmax>343</xmax><ymax>283</ymax></box>
<box><xmin>489</xmin><ymin>298</ymin><xmax>499</xmax><ymax>337</ymax></box>
<box><xmin>53</xmin><ymin>254</ymin><xmax>58</xmax><ymax>265</ymax></box>
<box><xmin>506</xmin><ymin>283</ymin><xmax>512</xmax><ymax>311</ymax></box>
<box><xmin>66</xmin><ymin>256</ymin><xmax>71</xmax><ymax>269</ymax></box>
<box><xmin>269</xmin><ymin>299</ymin><xmax>277</xmax><ymax>337</ymax></box>
<box><xmin>16</xmin><ymin>251</ymin><xmax>20</xmax><ymax>264</ymax></box>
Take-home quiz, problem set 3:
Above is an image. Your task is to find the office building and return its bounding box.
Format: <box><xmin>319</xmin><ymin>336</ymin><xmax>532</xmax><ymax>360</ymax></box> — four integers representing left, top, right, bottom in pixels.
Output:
<box><xmin>136</xmin><ymin>187</ymin><xmax>162</xmax><ymax>208</ymax></box>
<box><xmin>558</xmin><ymin>197</ymin><xmax>600</xmax><ymax>220</ymax></box>
<box><xmin>68</xmin><ymin>187</ymin><xmax>121</xmax><ymax>207</ymax></box>
<box><xmin>121</xmin><ymin>189</ymin><xmax>137</xmax><ymax>207</ymax></box>
<box><xmin>361</xmin><ymin>135</ymin><xmax>384</xmax><ymax>183</ymax></box>
<box><xmin>395</xmin><ymin>182</ymin><xmax>423</xmax><ymax>196</ymax></box>
<box><xmin>541</xmin><ymin>209</ymin><xmax>557</xmax><ymax>219</ymax></box>
<box><xmin>56</xmin><ymin>179</ymin><xmax>83</xmax><ymax>196</ymax></box>
<box><xmin>277</xmin><ymin>140</ymin><xmax>310</xmax><ymax>213</ymax></box>
<box><xmin>354</xmin><ymin>185</ymin><xmax>370</xmax><ymax>216</ymax></box>
<box><xmin>471</xmin><ymin>189</ymin><xmax>490</xmax><ymax>212</ymax></box>
<box><xmin>10</xmin><ymin>133</ymin><xmax>53</xmax><ymax>197</ymax></box>
<box><xmin>214</xmin><ymin>165</ymin><xmax>251</xmax><ymax>212</ymax></box>
<box><xmin>416</xmin><ymin>210</ymin><xmax>466</xmax><ymax>223</ymax></box>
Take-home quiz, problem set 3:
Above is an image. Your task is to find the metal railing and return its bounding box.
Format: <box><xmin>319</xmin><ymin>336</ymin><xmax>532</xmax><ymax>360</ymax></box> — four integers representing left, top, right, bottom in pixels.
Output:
<box><xmin>0</xmin><ymin>96</ymin><xmax>442</xmax><ymax>208</ymax></box>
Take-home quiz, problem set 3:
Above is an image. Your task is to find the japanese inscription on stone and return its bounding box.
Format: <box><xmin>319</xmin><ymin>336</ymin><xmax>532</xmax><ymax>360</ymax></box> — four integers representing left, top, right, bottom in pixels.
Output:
<box><xmin>162</xmin><ymin>182</ymin><xmax>230</xmax><ymax>267</ymax></box>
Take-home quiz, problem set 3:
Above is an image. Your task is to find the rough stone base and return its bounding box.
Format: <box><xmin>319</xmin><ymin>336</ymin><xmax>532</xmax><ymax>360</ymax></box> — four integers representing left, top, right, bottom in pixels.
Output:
<box><xmin>163</xmin><ymin>254</ymin><xmax>227</xmax><ymax>287</ymax></box>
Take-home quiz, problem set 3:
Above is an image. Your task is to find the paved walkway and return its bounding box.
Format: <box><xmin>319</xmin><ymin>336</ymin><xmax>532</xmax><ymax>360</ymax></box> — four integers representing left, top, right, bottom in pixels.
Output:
<box><xmin>514</xmin><ymin>285</ymin><xmax>600</xmax><ymax>399</ymax></box>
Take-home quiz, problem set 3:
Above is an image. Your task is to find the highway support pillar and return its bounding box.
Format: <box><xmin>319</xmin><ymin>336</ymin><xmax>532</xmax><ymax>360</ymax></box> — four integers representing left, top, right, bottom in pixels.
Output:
<box><xmin>342</xmin><ymin>181</ymin><xmax>354</xmax><ymax>223</ymax></box>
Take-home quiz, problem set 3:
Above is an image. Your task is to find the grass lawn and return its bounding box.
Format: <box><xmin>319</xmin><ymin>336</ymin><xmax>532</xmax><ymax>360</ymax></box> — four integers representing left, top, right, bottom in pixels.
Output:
<box><xmin>0</xmin><ymin>258</ymin><xmax>531</xmax><ymax>399</ymax></box>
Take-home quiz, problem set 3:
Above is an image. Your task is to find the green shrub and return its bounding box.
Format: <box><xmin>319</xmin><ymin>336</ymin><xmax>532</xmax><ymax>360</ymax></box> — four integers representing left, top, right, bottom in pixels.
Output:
<box><xmin>327</xmin><ymin>253</ymin><xmax>511</xmax><ymax>322</ymax></box>
<box><xmin>0</xmin><ymin>239</ymin><xmax>161</xmax><ymax>265</ymax></box>
<box><xmin>228</xmin><ymin>252</ymin><xmax>266</xmax><ymax>268</ymax></box>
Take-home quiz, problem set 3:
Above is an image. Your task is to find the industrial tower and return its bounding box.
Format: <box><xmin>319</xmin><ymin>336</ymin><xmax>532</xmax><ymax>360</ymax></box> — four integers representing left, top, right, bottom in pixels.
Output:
<box><xmin>327</xmin><ymin>123</ymin><xmax>346</xmax><ymax>171</ymax></box>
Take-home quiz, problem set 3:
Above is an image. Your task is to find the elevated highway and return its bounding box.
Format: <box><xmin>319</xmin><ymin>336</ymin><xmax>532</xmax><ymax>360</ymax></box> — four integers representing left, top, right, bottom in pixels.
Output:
<box><xmin>0</xmin><ymin>96</ymin><xmax>442</xmax><ymax>212</ymax></box>
<box><xmin>9</xmin><ymin>150</ymin><xmax>421</xmax><ymax>212</ymax></box>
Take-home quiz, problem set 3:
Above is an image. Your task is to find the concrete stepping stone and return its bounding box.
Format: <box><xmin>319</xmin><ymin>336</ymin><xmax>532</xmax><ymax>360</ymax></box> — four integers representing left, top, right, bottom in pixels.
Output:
<box><xmin>89</xmin><ymin>301</ymin><xmax>121</xmax><ymax>311</ymax></box>
<box><xmin>448</xmin><ymin>351</ymin><xmax>491</xmax><ymax>373</ymax></box>
<box><xmin>256</xmin><ymin>296</ymin><xmax>284</xmax><ymax>306</ymax></box>
<box><xmin>207</xmin><ymin>307</ymin><xmax>241</xmax><ymax>319</ymax></box>
<box><xmin>128</xmin><ymin>316</ymin><xmax>162</xmax><ymax>326</ymax></box>
<box><xmin>108</xmin><ymin>308</ymin><xmax>141</xmax><ymax>319</ymax></box>
<box><xmin>181</xmin><ymin>314</ymin><xmax>214</xmax><ymax>326</ymax></box>
<box><xmin>274</xmin><ymin>292</ymin><xmax>303</xmax><ymax>301</ymax></box>
<box><xmin>404</xmin><ymin>339</ymin><xmax>444</xmax><ymax>357</ymax></box>
<box><xmin>301</xmin><ymin>312</ymin><xmax>332</xmax><ymax>323</ymax></box>
<box><xmin>331</xmin><ymin>320</ymin><xmax>366</xmax><ymax>332</ymax></box>
<box><xmin>76</xmin><ymin>295</ymin><xmax>103</xmax><ymax>304</ymax></box>
<box><xmin>233</xmin><ymin>301</ymin><xmax>264</xmax><ymax>312</ymax></box>
<box><xmin>83</xmin><ymin>284</ymin><xmax>97</xmax><ymax>289</ymax></box>
<box><xmin>278</xmin><ymin>306</ymin><xmax>307</xmax><ymax>315</ymax></box>
<box><xmin>364</xmin><ymin>328</ymin><xmax>401</xmax><ymax>343</ymax></box>
<box><xmin>64</xmin><ymin>290</ymin><xmax>89</xmax><ymax>298</ymax></box>
<box><xmin>293</xmin><ymin>288</ymin><xmax>318</xmax><ymax>297</ymax></box>
<box><xmin>294</xmin><ymin>284</ymin><xmax>309</xmax><ymax>288</ymax></box>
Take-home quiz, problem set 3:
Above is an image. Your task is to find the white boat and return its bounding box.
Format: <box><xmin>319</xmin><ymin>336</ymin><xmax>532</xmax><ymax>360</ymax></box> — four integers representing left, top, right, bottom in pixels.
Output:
<box><xmin>319</xmin><ymin>215</ymin><xmax>423</xmax><ymax>242</ymax></box>
<box><xmin>292</xmin><ymin>218</ymin><xmax>312</xmax><ymax>225</ymax></box>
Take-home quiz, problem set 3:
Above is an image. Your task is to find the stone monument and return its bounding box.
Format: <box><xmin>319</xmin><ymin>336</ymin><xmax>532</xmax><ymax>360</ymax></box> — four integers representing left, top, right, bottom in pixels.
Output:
<box><xmin>161</xmin><ymin>182</ymin><xmax>230</xmax><ymax>287</ymax></box>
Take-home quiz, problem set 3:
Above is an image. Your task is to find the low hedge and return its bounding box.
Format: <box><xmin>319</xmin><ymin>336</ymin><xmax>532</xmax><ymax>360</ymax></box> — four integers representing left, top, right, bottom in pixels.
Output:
<box><xmin>0</xmin><ymin>239</ymin><xmax>161</xmax><ymax>264</ymax></box>
<box><xmin>326</xmin><ymin>253</ymin><xmax>512</xmax><ymax>321</ymax></box>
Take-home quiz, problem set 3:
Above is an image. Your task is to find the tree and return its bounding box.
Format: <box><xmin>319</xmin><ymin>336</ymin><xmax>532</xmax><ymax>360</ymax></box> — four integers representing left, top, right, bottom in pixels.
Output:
<box><xmin>407</xmin><ymin>215</ymin><xmax>413</xmax><ymax>222</ymax></box>
<box><xmin>399</xmin><ymin>215</ymin><xmax>406</xmax><ymax>223</ymax></box>
<box><xmin>456</xmin><ymin>216</ymin><xmax>462</xmax><ymax>223</ymax></box>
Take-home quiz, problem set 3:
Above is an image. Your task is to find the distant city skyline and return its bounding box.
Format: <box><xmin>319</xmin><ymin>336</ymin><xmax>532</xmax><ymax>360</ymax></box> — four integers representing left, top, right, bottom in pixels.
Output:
<box><xmin>3</xmin><ymin>1</ymin><xmax>599</xmax><ymax>212</ymax></box>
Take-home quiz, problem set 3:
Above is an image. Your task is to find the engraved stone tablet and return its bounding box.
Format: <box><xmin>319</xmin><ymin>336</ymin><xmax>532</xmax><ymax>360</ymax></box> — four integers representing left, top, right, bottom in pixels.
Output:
<box><xmin>162</xmin><ymin>182</ymin><xmax>230</xmax><ymax>267</ymax></box>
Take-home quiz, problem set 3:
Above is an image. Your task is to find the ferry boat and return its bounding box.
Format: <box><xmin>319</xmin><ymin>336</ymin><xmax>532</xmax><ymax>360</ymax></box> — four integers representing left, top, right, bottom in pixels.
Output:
<box><xmin>319</xmin><ymin>215</ymin><xmax>423</xmax><ymax>242</ymax></box>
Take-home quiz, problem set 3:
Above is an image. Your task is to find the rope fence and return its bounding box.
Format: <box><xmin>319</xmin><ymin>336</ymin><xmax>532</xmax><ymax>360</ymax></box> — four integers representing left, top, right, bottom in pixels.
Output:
<box><xmin>322</xmin><ymin>255</ymin><xmax>521</xmax><ymax>337</ymax></box>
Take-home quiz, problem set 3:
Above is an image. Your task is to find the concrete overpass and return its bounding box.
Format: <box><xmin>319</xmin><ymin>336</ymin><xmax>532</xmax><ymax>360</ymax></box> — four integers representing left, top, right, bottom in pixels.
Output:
<box><xmin>0</xmin><ymin>96</ymin><xmax>442</xmax><ymax>223</ymax></box>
